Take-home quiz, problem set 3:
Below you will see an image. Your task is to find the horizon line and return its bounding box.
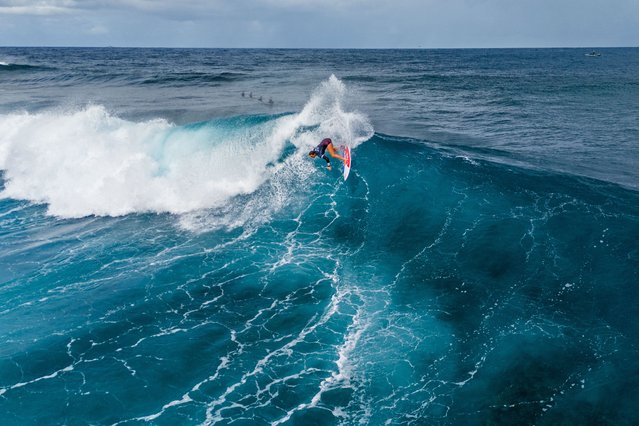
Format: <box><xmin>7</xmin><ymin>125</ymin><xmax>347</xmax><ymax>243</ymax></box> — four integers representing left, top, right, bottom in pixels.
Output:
<box><xmin>1</xmin><ymin>45</ymin><xmax>636</xmax><ymax>50</ymax></box>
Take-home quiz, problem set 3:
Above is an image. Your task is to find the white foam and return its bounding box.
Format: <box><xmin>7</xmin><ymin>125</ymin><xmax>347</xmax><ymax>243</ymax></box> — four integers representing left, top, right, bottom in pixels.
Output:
<box><xmin>0</xmin><ymin>76</ymin><xmax>373</xmax><ymax>219</ymax></box>
<box><xmin>289</xmin><ymin>74</ymin><xmax>374</xmax><ymax>150</ymax></box>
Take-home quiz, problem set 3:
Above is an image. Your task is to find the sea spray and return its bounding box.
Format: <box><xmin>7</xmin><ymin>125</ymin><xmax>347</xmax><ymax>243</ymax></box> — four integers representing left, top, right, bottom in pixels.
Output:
<box><xmin>290</xmin><ymin>75</ymin><xmax>373</xmax><ymax>150</ymax></box>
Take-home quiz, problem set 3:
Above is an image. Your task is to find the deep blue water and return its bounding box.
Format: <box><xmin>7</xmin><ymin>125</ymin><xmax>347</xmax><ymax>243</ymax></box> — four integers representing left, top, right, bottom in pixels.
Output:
<box><xmin>0</xmin><ymin>48</ymin><xmax>638</xmax><ymax>425</ymax></box>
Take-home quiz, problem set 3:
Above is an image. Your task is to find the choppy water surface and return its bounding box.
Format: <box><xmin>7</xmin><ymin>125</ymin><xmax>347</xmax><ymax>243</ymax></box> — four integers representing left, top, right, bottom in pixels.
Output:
<box><xmin>1</xmin><ymin>48</ymin><xmax>638</xmax><ymax>425</ymax></box>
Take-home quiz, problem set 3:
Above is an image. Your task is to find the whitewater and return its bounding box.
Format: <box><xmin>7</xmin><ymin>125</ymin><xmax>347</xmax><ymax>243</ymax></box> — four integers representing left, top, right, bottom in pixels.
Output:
<box><xmin>1</xmin><ymin>47</ymin><xmax>638</xmax><ymax>425</ymax></box>
<box><xmin>0</xmin><ymin>76</ymin><xmax>371</xmax><ymax>218</ymax></box>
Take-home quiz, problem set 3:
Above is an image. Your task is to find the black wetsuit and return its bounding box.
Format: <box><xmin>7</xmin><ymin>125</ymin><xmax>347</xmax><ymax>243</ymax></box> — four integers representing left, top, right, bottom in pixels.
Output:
<box><xmin>311</xmin><ymin>138</ymin><xmax>333</xmax><ymax>165</ymax></box>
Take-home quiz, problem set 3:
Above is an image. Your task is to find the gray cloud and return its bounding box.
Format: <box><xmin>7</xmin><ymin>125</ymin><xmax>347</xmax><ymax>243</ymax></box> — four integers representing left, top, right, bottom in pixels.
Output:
<box><xmin>0</xmin><ymin>0</ymin><xmax>75</xmax><ymax>15</ymax></box>
<box><xmin>0</xmin><ymin>0</ymin><xmax>226</xmax><ymax>17</ymax></box>
<box><xmin>1</xmin><ymin>0</ymin><xmax>637</xmax><ymax>47</ymax></box>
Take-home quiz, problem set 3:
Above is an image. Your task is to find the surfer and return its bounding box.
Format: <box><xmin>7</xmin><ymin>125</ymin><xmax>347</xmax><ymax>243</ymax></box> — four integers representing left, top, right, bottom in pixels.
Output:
<box><xmin>308</xmin><ymin>138</ymin><xmax>345</xmax><ymax>170</ymax></box>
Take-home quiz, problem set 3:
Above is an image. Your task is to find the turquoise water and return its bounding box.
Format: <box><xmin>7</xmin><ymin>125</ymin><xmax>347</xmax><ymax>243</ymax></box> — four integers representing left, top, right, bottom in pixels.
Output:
<box><xmin>1</xmin><ymin>48</ymin><xmax>638</xmax><ymax>425</ymax></box>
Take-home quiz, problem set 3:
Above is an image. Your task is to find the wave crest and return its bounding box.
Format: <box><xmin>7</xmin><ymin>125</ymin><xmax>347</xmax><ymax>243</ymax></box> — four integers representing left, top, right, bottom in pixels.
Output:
<box><xmin>0</xmin><ymin>76</ymin><xmax>372</xmax><ymax>219</ymax></box>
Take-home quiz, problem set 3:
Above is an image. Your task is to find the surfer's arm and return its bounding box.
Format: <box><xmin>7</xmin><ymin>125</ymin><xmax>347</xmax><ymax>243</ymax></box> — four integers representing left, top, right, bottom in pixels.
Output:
<box><xmin>321</xmin><ymin>155</ymin><xmax>332</xmax><ymax>170</ymax></box>
<box><xmin>326</xmin><ymin>143</ymin><xmax>345</xmax><ymax>162</ymax></box>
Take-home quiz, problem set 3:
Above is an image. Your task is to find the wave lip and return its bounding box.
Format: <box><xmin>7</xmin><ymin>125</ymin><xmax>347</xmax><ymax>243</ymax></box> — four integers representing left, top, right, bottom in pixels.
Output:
<box><xmin>0</xmin><ymin>61</ymin><xmax>52</xmax><ymax>71</ymax></box>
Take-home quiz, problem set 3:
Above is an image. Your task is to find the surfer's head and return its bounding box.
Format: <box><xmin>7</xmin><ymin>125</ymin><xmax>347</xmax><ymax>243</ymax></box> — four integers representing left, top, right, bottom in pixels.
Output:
<box><xmin>308</xmin><ymin>151</ymin><xmax>317</xmax><ymax>158</ymax></box>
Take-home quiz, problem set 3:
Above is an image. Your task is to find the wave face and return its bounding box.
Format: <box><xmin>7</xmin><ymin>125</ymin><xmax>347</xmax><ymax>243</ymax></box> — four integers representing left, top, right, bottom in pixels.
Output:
<box><xmin>1</xmin><ymin>49</ymin><xmax>639</xmax><ymax>425</ymax></box>
<box><xmin>1</xmin><ymin>116</ymin><xmax>638</xmax><ymax>424</ymax></box>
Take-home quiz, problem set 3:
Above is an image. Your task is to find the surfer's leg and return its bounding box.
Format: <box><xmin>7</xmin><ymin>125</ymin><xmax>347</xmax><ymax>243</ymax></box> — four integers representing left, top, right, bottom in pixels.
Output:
<box><xmin>327</xmin><ymin>144</ymin><xmax>345</xmax><ymax>162</ymax></box>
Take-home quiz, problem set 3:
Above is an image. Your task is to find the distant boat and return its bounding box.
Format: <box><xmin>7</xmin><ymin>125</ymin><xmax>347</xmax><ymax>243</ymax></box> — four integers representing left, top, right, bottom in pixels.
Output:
<box><xmin>585</xmin><ymin>51</ymin><xmax>601</xmax><ymax>57</ymax></box>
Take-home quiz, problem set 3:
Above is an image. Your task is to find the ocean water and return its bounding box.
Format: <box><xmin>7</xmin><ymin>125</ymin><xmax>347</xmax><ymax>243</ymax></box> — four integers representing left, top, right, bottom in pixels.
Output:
<box><xmin>0</xmin><ymin>47</ymin><xmax>638</xmax><ymax>425</ymax></box>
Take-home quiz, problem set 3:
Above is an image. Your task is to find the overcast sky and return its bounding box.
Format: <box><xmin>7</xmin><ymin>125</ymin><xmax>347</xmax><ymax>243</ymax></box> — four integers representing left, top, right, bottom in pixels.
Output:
<box><xmin>1</xmin><ymin>0</ymin><xmax>638</xmax><ymax>48</ymax></box>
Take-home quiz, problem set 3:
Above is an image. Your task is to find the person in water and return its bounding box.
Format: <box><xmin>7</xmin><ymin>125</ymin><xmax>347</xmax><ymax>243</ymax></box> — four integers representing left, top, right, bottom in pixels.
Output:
<box><xmin>308</xmin><ymin>138</ymin><xmax>345</xmax><ymax>170</ymax></box>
